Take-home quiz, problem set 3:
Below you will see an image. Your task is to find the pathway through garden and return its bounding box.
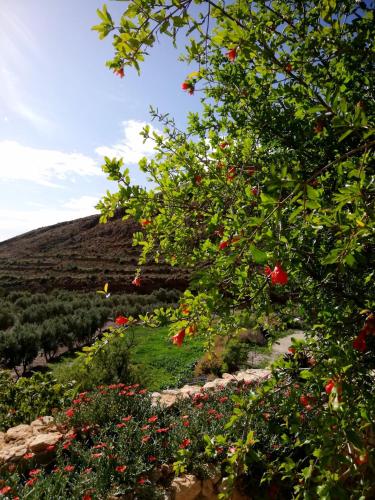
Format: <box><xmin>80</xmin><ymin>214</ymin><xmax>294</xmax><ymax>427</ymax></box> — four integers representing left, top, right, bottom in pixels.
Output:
<box><xmin>247</xmin><ymin>330</ymin><xmax>305</xmax><ymax>368</ymax></box>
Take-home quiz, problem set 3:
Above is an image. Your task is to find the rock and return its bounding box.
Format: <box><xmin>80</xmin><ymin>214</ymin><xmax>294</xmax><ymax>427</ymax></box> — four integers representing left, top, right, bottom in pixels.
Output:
<box><xmin>30</xmin><ymin>416</ymin><xmax>54</xmax><ymax>428</ymax></box>
<box><xmin>178</xmin><ymin>385</ymin><xmax>201</xmax><ymax>398</ymax></box>
<box><xmin>28</xmin><ymin>432</ymin><xmax>62</xmax><ymax>453</ymax></box>
<box><xmin>5</xmin><ymin>424</ymin><xmax>33</xmax><ymax>443</ymax></box>
<box><xmin>222</xmin><ymin>373</ymin><xmax>236</xmax><ymax>380</ymax></box>
<box><xmin>232</xmin><ymin>488</ymin><xmax>251</xmax><ymax>500</ymax></box>
<box><xmin>158</xmin><ymin>393</ymin><xmax>180</xmax><ymax>408</ymax></box>
<box><xmin>0</xmin><ymin>444</ymin><xmax>27</xmax><ymax>464</ymax></box>
<box><xmin>215</xmin><ymin>378</ymin><xmax>233</xmax><ymax>388</ymax></box>
<box><xmin>243</xmin><ymin>369</ymin><xmax>271</xmax><ymax>380</ymax></box>
<box><xmin>203</xmin><ymin>380</ymin><xmax>220</xmax><ymax>391</ymax></box>
<box><xmin>202</xmin><ymin>478</ymin><xmax>217</xmax><ymax>499</ymax></box>
<box><xmin>10</xmin><ymin>444</ymin><xmax>28</xmax><ymax>462</ymax></box>
<box><xmin>170</xmin><ymin>474</ymin><xmax>201</xmax><ymax>500</ymax></box>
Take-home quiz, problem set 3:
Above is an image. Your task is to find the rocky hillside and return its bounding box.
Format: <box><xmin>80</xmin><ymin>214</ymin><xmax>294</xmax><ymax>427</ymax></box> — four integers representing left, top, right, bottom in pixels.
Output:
<box><xmin>0</xmin><ymin>211</ymin><xmax>188</xmax><ymax>293</ymax></box>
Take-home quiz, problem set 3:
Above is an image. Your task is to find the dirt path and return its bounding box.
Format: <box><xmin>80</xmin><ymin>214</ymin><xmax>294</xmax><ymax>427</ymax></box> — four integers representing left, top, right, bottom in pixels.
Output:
<box><xmin>247</xmin><ymin>330</ymin><xmax>305</xmax><ymax>368</ymax></box>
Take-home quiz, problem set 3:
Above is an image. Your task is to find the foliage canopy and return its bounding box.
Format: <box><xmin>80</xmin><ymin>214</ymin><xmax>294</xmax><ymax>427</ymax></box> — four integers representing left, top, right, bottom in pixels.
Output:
<box><xmin>94</xmin><ymin>0</ymin><xmax>375</xmax><ymax>496</ymax></box>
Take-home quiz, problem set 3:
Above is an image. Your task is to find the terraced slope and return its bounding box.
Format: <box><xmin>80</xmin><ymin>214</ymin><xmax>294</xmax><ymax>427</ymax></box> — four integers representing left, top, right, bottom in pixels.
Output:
<box><xmin>0</xmin><ymin>212</ymin><xmax>188</xmax><ymax>293</ymax></box>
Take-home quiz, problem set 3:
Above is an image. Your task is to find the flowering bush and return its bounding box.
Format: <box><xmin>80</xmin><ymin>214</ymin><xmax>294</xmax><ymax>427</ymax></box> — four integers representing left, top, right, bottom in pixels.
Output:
<box><xmin>0</xmin><ymin>382</ymin><xmax>260</xmax><ymax>498</ymax></box>
<box><xmin>92</xmin><ymin>0</ymin><xmax>375</xmax><ymax>497</ymax></box>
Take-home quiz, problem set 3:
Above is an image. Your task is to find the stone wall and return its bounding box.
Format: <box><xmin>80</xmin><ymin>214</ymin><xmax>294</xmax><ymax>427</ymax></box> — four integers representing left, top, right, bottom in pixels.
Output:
<box><xmin>0</xmin><ymin>368</ymin><xmax>271</xmax><ymax>499</ymax></box>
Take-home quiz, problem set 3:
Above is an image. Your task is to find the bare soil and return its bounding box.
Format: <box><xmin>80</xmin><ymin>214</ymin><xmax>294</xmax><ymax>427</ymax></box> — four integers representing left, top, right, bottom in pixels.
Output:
<box><xmin>0</xmin><ymin>210</ymin><xmax>188</xmax><ymax>294</ymax></box>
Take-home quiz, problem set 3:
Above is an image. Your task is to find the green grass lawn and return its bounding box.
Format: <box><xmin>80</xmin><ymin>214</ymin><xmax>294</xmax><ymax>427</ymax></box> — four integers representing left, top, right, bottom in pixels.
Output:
<box><xmin>49</xmin><ymin>325</ymin><xmax>205</xmax><ymax>392</ymax></box>
<box><xmin>128</xmin><ymin>325</ymin><xmax>206</xmax><ymax>390</ymax></box>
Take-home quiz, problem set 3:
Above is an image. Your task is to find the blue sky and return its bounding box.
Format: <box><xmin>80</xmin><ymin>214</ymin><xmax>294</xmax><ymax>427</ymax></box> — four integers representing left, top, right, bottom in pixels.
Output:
<box><xmin>0</xmin><ymin>0</ymin><xmax>201</xmax><ymax>241</ymax></box>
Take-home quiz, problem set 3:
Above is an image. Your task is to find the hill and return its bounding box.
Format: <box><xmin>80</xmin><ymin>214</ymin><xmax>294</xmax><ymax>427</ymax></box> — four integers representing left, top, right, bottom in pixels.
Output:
<box><xmin>0</xmin><ymin>211</ymin><xmax>188</xmax><ymax>293</ymax></box>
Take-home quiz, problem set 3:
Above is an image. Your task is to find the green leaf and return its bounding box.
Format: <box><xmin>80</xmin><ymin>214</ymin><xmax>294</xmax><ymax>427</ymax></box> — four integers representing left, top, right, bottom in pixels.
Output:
<box><xmin>338</xmin><ymin>129</ymin><xmax>354</xmax><ymax>142</ymax></box>
<box><xmin>249</xmin><ymin>245</ymin><xmax>268</xmax><ymax>264</ymax></box>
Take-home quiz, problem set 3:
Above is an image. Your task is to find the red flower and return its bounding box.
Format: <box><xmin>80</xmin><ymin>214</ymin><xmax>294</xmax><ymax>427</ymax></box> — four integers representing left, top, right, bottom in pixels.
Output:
<box><xmin>172</xmin><ymin>329</ymin><xmax>186</xmax><ymax>347</ymax></box>
<box><xmin>141</xmin><ymin>425</ymin><xmax>150</xmax><ymax>431</ymax></box>
<box><xmin>195</xmin><ymin>175</ymin><xmax>202</xmax><ymax>185</ymax></box>
<box><xmin>183</xmin><ymin>420</ymin><xmax>190</xmax><ymax>427</ymax></box>
<box><xmin>93</xmin><ymin>442</ymin><xmax>107</xmax><ymax>449</ymax></box>
<box><xmin>29</xmin><ymin>469</ymin><xmax>42</xmax><ymax>477</ymax></box>
<box><xmin>219</xmin><ymin>141</ymin><xmax>229</xmax><ymax>149</ymax></box>
<box><xmin>251</xmin><ymin>187</ymin><xmax>260</xmax><ymax>196</ymax></box>
<box><xmin>63</xmin><ymin>441</ymin><xmax>72</xmax><ymax>450</ymax></box>
<box><xmin>219</xmin><ymin>396</ymin><xmax>228</xmax><ymax>403</ymax></box>
<box><xmin>156</xmin><ymin>427</ymin><xmax>169</xmax><ymax>434</ymax></box>
<box><xmin>83</xmin><ymin>468</ymin><xmax>93</xmax><ymax>474</ymax></box>
<box><xmin>285</xmin><ymin>63</ymin><xmax>293</xmax><ymax>73</ymax></box>
<box><xmin>26</xmin><ymin>478</ymin><xmax>38</xmax><ymax>487</ymax></box>
<box><xmin>138</xmin><ymin>477</ymin><xmax>146</xmax><ymax>485</ymax></box>
<box><xmin>219</xmin><ymin>240</ymin><xmax>229</xmax><ymax>250</ymax></box>
<box><xmin>46</xmin><ymin>444</ymin><xmax>56</xmax><ymax>452</ymax></box>
<box><xmin>23</xmin><ymin>452</ymin><xmax>34</xmax><ymax>460</ymax></box>
<box><xmin>140</xmin><ymin>218</ymin><xmax>151</xmax><ymax>227</ymax></box>
<box><xmin>65</xmin><ymin>408</ymin><xmax>75</xmax><ymax>418</ymax></box>
<box><xmin>353</xmin><ymin>334</ymin><xmax>367</xmax><ymax>352</ymax></box>
<box><xmin>64</xmin><ymin>465</ymin><xmax>75</xmax><ymax>472</ymax></box>
<box><xmin>0</xmin><ymin>486</ymin><xmax>12</xmax><ymax>495</ymax></box>
<box><xmin>226</xmin><ymin>166</ymin><xmax>236</xmax><ymax>181</ymax></box>
<box><xmin>247</xmin><ymin>166</ymin><xmax>256</xmax><ymax>176</ymax></box>
<box><xmin>299</xmin><ymin>395</ymin><xmax>309</xmax><ymax>407</ymax></box>
<box><xmin>52</xmin><ymin>467</ymin><xmax>60</xmax><ymax>473</ymax></box>
<box><xmin>132</xmin><ymin>277</ymin><xmax>141</xmax><ymax>287</ymax></box>
<box><xmin>122</xmin><ymin>416</ymin><xmax>132</xmax><ymax>422</ymax></box>
<box><xmin>226</xmin><ymin>48</ymin><xmax>237</xmax><ymax>61</ymax></box>
<box><xmin>114</xmin><ymin>67</ymin><xmax>125</xmax><ymax>78</ymax></box>
<box><xmin>325</xmin><ymin>380</ymin><xmax>335</xmax><ymax>394</ymax></box>
<box><xmin>181</xmin><ymin>81</ymin><xmax>194</xmax><ymax>94</ymax></box>
<box><xmin>148</xmin><ymin>455</ymin><xmax>157</xmax><ymax>462</ymax></box>
<box><xmin>355</xmin><ymin>451</ymin><xmax>369</xmax><ymax>465</ymax></box>
<box><xmin>116</xmin><ymin>423</ymin><xmax>126</xmax><ymax>429</ymax></box>
<box><xmin>325</xmin><ymin>379</ymin><xmax>342</xmax><ymax>396</ymax></box>
<box><xmin>179</xmin><ymin>438</ymin><xmax>191</xmax><ymax>449</ymax></box>
<box><xmin>82</xmin><ymin>496</ymin><xmax>92</xmax><ymax>500</ymax></box>
<box><xmin>92</xmin><ymin>453</ymin><xmax>103</xmax><ymax>459</ymax></box>
<box><xmin>142</xmin><ymin>435</ymin><xmax>151</xmax><ymax>443</ymax></box>
<box><xmin>266</xmin><ymin>263</ymin><xmax>288</xmax><ymax>285</ymax></box>
<box><xmin>115</xmin><ymin>316</ymin><xmax>129</xmax><ymax>325</ymax></box>
<box><xmin>181</xmin><ymin>305</ymin><xmax>190</xmax><ymax>315</ymax></box>
<box><xmin>115</xmin><ymin>465</ymin><xmax>127</xmax><ymax>473</ymax></box>
<box><xmin>148</xmin><ymin>415</ymin><xmax>158</xmax><ymax>423</ymax></box>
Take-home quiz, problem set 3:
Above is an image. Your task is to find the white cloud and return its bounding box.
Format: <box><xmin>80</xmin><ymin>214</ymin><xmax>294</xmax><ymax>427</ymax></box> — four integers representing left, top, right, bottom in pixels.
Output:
<box><xmin>95</xmin><ymin>119</ymin><xmax>161</xmax><ymax>164</ymax></box>
<box><xmin>0</xmin><ymin>140</ymin><xmax>102</xmax><ymax>187</ymax></box>
<box><xmin>0</xmin><ymin>198</ymin><xmax>100</xmax><ymax>242</ymax></box>
<box><xmin>63</xmin><ymin>195</ymin><xmax>100</xmax><ymax>212</ymax></box>
<box><xmin>0</xmin><ymin>120</ymin><xmax>158</xmax><ymax>241</ymax></box>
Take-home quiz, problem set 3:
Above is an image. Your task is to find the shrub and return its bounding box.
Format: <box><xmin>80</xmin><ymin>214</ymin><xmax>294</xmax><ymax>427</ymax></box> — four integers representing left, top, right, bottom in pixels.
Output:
<box><xmin>0</xmin><ymin>382</ymin><xmax>257</xmax><ymax>498</ymax></box>
<box><xmin>0</xmin><ymin>309</ymin><xmax>15</xmax><ymax>331</ymax></box>
<box><xmin>51</xmin><ymin>336</ymin><xmax>134</xmax><ymax>391</ymax></box>
<box><xmin>0</xmin><ymin>371</ymin><xmax>75</xmax><ymax>431</ymax></box>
